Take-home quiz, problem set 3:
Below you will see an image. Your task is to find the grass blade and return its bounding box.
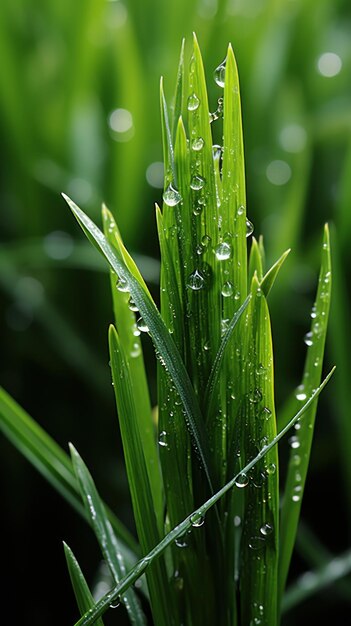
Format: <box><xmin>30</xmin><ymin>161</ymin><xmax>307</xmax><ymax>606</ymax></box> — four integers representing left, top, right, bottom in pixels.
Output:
<box><xmin>103</xmin><ymin>208</ymin><xmax>163</xmax><ymax>536</ymax></box>
<box><xmin>64</xmin><ymin>193</ymin><xmax>215</xmax><ymax>495</ymax></box>
<box><xmin>278</xmin><ymin>224</ymin><xmax>332</xmax><ymax>601</ymax></box>
<box><xmin>238</xmin><ymin>276</ymin><xmax>279</xmax><ymax>626</ymax></box>
<box><xmin>72</xmin><ymin>367</ymin><xmax>335</xmax><ymax>626</ymax></box>
<box><xmin>0</xmin><ymin>387</ymin><xmax>139</xmax><ymax>565</ymax></box>
<box><xmin>282</xmin><ymin>550</ymin><xmax>351</xmax><ymax>613</ymax></box>
<box><xmin>109</xmin><ymin>326</ymin><xmax>175</xmax><ymax>626</ymax></box>
<box><xmin>70</xmin><ymin>445</ymin><xmax>146</xmax><ymax>625</ymax></box>
<box><xmin>64</xmin><ymin>542</ymin><xmax>105</xmax><ymax>626</ymax></box>
<box><xmin>260</xmin><ymin>248</ymin><xmax>291</xmax><ymax>297</ymax></box>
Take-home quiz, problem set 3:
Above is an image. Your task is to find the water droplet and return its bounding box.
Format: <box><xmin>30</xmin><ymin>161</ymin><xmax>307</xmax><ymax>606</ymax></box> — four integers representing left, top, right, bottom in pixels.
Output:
<box><xmin>289</xmin><ymin>436</ymin><xmax>300</xmax><ymax>449</ymax></box>
<box><xmin>259</xmin><ymin>407</ymin><xmax>271</xmax><ymax>422</ymax></box>
<box><xmin>193</xmin><ymin>204</ymin><xmax>203</xmax><ymax>217</ymax></box>
<box><xmin>260</xmin><ymin>523</ymin><xmax>273</xmax><ymax>537</ymax></box>
<box><xmin>292</xmin><ymin>494</ymin><xmax>301</xmax><ymax>503</ymax></box>
<box><xmin>190</xmin><ymin>174</ymin><xmax>205</xmax><ymax>191</ymax></box>
<box><xmin>175</xmin><ymin>536</ymin><xmax>188</xmax><ymax>548</ymax></box>
<box><xmin>235</xmin><ymin>473</ymin><xmax>249</xmax><ymax>488</ymax></box>
<box><xmin>128</xmin><ymin>297</ymin><xmax>138</xmax><ymax>312</ymax></box>
<box><xmin>116</xmin><ymin>277</ymin><xmax>129</xmax><ymax>292</ymax></box>
<box><xmin>192</xmin><ymin>137</ymin><xmax>204</xmax><ymax>151</ymax></box>
<box><xmin>110</xmin><ymin>597</ymin><xmax>121</xmax><ymax>609</ymax></box>
<box><xmin>214</xmin><ymin>59</ymin><xmax>226</xmax><ymax>87</ymax></box>
<box><xmin>304</xmin><ymin>331</ymin><xmax>313</xmax><ymax>346</ymax></box>
<box><xmin>163</xmin><ymin>183</ymin><xmax>182</xmax><ymax>207</ymax></box>
<box><xmin>187</xmin><ymin>269</ymin><xmax>205</xmax><ymax>291</ymax></box>
<box><xmin>221</xmin><ymin>281</ymin><xmax>234</xmax><ymax>297</ymax></box>
<box><xmin>190</xmin><ymin>512</ymin><xmax>205</xmax><ymax>527</ymax></box>
<box><xmin>266</xmin><ymin>463</ymin><xmax>276</xmax><ymax>475</ymax></box>
<box><xmin>201</xmin><ymin>234</ymin><xmax>211</xmax><ymax>248</ymax></box>
<box><xmin>246</xmin><ymin>218</ymin><xmax>254</xmax><ymax>238</ymax></box>
<box><xmin>130</xmin><ymin>342</ymin><xmax>141</xmax><ymax>358</ymax></box>
<box><xmin>158</xmin><ymin>430</ymin><xmax>168</xmax><ymax>447</ymax></box>
<box><xmin>196</xmin><ymin>243</ymin><xmax>204</xmax><ymax>255</ymax></box>
<box><xmin>234</xmin><ymin>515</ymin><xmax>241</xmax><ymax>527</ymax></box>
<box><xmin>212</xmin><ymin>144</ymin><xmax>222</xmax><ymax>160</ymax></box>
<box><xmin>249</xmin><ymin>388</ymin><xmax>262</xmax><ymax>404</ymax></box>
<box><xmin>215</xmin><ymin>242</ymin><xmax>232</xmax><ymax>260</ymax></box>
<box><xmin>203</xmin><ymin>340</ymin><xmax>210</xmax><ymax>351</ymax></box>
<box><xmin>136</xmin><ymin>317</ymin><xmax>149</xmax><ymax>333</ymax></box>
<box><xmin>237</xmin><ymin>205</ymin><xmax>245</xmax><ymax>216</ymax></box>
<box><xmin>296</xmin><ymin>385</ymin><xmax>307</xmax><ymax>401</ymax></box>
<box><xmin>249</xmin><ymin>536</ymin><xmax>266</xmax><ymax>550</ymax></box>
<box><xmin>234</xmin><ymin>290</ymin><xmax>241</xmax><ymax>300</ymax></box>
<box><xmin>310</xmin><ymin>306</ymin><xmax>317</xmax><ymax>319</ymax></box>
<box><xmin>187</xmin><ymin>93</ymin><xmax>200</xmax><ymax>111</ymax></box>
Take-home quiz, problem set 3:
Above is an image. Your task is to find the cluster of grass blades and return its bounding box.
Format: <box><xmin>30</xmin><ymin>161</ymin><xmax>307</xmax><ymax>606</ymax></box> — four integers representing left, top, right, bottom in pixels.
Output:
<box><xmin>0</xmin><ymin>35</ymin><xmax>338</xmax><ymax>626</ymax></box>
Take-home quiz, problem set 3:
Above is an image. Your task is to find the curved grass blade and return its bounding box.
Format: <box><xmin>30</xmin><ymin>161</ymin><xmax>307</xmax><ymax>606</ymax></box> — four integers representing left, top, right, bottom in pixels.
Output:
<box><xmin>70</xmin><ymin>445</ymin><xmax>147</xmax><ymax>625</ymax></box>
<box><xmin>0</xmin><ymin>387</ymin><xmax>139</xmax><ymax>566</ymax></box>
<box><xmin>260</xmin><ymin>248</ymin><xmax>291</xmax><ymax>297</ymax></box>
<box><xmin>282</xmin><ymin>550</ymin><xmax>351</xmax><ymax>614</ymax></box>
<box><xmin>64</xmin><ymin>542</ymin><xmax>105</xmax><ymax>626</ymax></box>
<box><xmin>72</xmin><ymin>368</ymin><xmax>335</xmax><ymax>626</ymax></box>
<box><xmin>103</xmin><ymin>209</ymin><xmax>163</xmax><ymax>536</ymax></box>
<box><xmin>64</xmin><ymin>194</ymin><xmax>215</xmax><ymax>494</ymax></box>
<box><xmin>278</xmin><ymin>225</ymin><xmax>332</xmax><ymax>601</ymax></box>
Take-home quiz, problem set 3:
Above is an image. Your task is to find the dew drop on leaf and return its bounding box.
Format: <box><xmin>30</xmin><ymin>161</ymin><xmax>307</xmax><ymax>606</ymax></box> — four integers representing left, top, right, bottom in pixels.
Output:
<box><xmin>187</xmin><ymin>93</ymin><xmax>200</xmax><ymax>111</ymax></box>
<box><xmin>215</xmin><ymin>242</ymin><xmax>232</xmax><ymax>260</ymax></box>
<box><xmin>248</xmin><ymin>536</ymin><xmax>266</xmax><ymax>550</ymax></box>
<box><xmin>214</xmin><ymin>59</ymin><xmax>226</xmax><ymax>87</ymax></box>
<box><xmin>246</xmin><ymin>218</ymin><xmax>254</xmax><ymax>238</ymax></box>
<box><xmin>190</xmin><ymin>512</ymin><xmax>205</xmax><ymax>527</ymax></box>
<box><xmin>221</xmin><ymin>281</ymin><xmax>234</xmax><ymax>297</ymax></box>
<box><xmin>163</xmin><ymin>183</ymin><xmax>182</xmax><ymax>206</ymax></box>
<box><xmin>116</xmin><ymin>277</ymin><xmax>129</xmax><ymax>292</ymax></box>
<box><xmin>190</xmin><ymin>174</ymin><xmax>206</xmax><ymax>191</ymax></box>
<box><xmin>187</xmin><ymin>269</ymin><xmax>205</xmax><ymax>291</ymax></box>
<box><xmin>304</xmin><ymin>331</ymin><xmax>313</xmax><ymax>346</ymax></box>
<box><xmin>136</xmin><ymin>317</ymin><xmax>149</xmax><ymax>333</ymax></box>
<box><xmin>295</xmin><ymin>385</ymin><xmax>307</xmax><ymax>401</ymax></box>
<box><xmin>192</xmin><ymin>137</ymin><xmax>205</xmax><ymax>151</ymax></box>
<box><xmin>158</xmin><ymin>430</ymin><xmax>168</xmax><ymax>448</ymax></box>
<box><xmin>235</xmin><ymin>473</ymin><xmax>249</xmax><ymax>488</ymax></box>
<box><xmin>260</xmin><ymin>523</ymin><xmax>273</xmax><ymax>537</ymax></box>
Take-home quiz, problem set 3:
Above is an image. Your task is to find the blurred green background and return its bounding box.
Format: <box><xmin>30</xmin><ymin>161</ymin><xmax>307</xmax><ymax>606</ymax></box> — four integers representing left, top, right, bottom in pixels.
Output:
<box><xmin>1</xmin><ymin>0</ymin><xmax>350</xmax><ymax>624</ymax></box>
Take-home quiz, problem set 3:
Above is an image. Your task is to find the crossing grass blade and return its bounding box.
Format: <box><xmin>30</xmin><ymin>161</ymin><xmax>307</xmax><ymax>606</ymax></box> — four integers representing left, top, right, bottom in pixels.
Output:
<box><xmin>0</xmin><ymin>387</ymin><xmax>139</xmax><ymax>566</ymax></box>
<box><xmin>64</xmin><ymin>542</ymin><xmax>105</xmax><ymax>626</ymax></box>
<box><xmin>64</xmin><ymin>193</ymin><xmax>215</xmax><ymax>495</ymax></box>
<box><xmin>278</xmin><ymin>225</ymin><xmax>332</xmax><ymax>602</ymax></box>
<box><xmin>72</xmin><ymin>368</ymin><xmax>335</xmax><ymax>626</ymax></box>
<box><xmin>69</xmin><ymin>445</ymin><xmax>147</xmax><ymax>625</ymax></box>
<box><xmin>260</xmin><ymin>248</ymin><xmax>291</xmax><ymax>297</ymax></box>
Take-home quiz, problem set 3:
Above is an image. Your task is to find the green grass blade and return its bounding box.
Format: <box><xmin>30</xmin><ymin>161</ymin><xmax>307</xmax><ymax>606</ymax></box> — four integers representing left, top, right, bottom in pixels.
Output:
<box><xmin>239</xmin><ymin>276</ymin><xmax>279</xmax><ymax>626</ymax></box>
<box><xmin>70</xmin><ymin>445</ymin><xmax>146</xmax><ymax>625</ymax></box>
<box><xmin>64</xmin><ymin>542</ymin><xmax>105</xmax><ymax>626</ymax></box>
<box><xmin>72</xmin><ymin>368</ymin><xmax>335</xmax><ymax>626</ymax></box>
<box><xmin>109</xmin><ymin>326</ymin><xmax>176</xmax><ymax>626</ymax></box>
<box><xmin>64</xmin><ymin>194</ymin><xmax>215</xmax><ymax>495</ymax></box>
<box><xmin>0</xmin><ymin>387</ymin><xmax>139</xmax><ymax>564</ymax></box>
<box><xmin>248</xmin><ymin>237</ymin><xmax>263</xmax><ymax>283</ymax></box>
<box><xmin>103</xmin><ymin>208</ymin><xmax>163</xmax><ymax>536</ymax></box>
<box><xmin>204</xmin><ymin>294</ymin><xmax>251</xmax><ymax>420</ymax></box>
<box><xmin>282</xmin><ymin>550</ymin><xmax>351</xmax><ymax>613</ymax></box>
<box><xmin>260</xmin><ymin>248</ymin><xmax>291</xmax><ymax>298</ymax></box>
<box><xmin>172</xmin><ymin>38</ymin><xmax>185</xmax><ymax>143</ymax></box>
<box><xmin>278</xmin><ymin>224</ymin><xmax>332</xmax><ymax>601</ymax></box>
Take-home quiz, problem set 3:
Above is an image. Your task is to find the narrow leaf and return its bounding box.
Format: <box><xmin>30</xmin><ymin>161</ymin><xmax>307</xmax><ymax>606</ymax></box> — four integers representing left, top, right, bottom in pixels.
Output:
<box><xmin>64</xmin><ymin>542</ymin><xmax>105</xmax><ymax>626</ymax></box>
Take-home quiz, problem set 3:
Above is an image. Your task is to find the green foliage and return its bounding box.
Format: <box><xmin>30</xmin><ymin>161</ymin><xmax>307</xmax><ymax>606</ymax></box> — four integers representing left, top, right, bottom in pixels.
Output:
<box><xmin>0</xmin><ymin>0</ymin><xmax>351</xmax><ymax>624</ymax></box>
